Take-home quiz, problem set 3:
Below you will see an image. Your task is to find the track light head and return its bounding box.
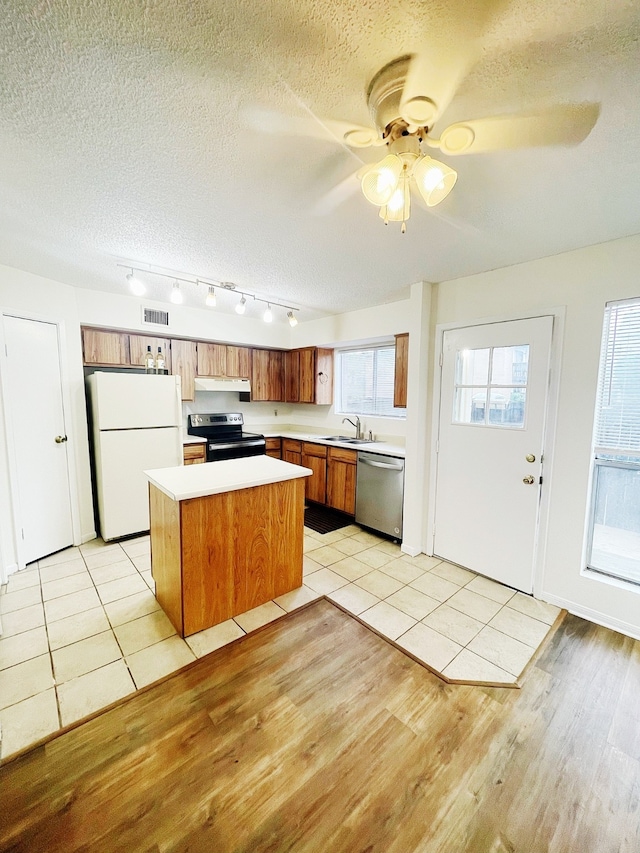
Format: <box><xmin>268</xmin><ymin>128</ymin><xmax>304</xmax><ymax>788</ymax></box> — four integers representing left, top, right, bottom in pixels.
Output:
<box><xmin>126</xmin><ymin>270</ymin><xmax>146</xmax><ymax>296</ymax></box>
<box><xmin>235</xmin><ymin>295</ymin><xmax>247</xmax><ymax>315</ymax></box>
<box><xmin>263</xmin><ymin>303</ymin><xmax>273</xmax><ymax>323</ymax></box>
<box><xmin>170</xmin><ymin>281</ymin><xmax>183</xmax><ymax>304</ymax></box>
<box><xmin>206</xmin><ymin>285</ymin><xmax>217</xmax><ymax>308</ymax></box>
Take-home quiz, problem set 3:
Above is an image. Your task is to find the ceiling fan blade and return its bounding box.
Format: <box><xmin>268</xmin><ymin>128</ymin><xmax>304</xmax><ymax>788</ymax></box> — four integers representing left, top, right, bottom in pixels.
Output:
<box><xmin>436</xmin><ymin>104</ymin><xmax>600</xmax><ymax>155</ymax></box>
<box><xmin>312</xmin><ymin>169</ymin><xmax>362</xmax><ymax>216</ymax></box>
<box><xmin>399</xmin><ymin>51</ymin><xmax>471</xmax><ymax>128</ymax></box>
<box><xmin>241</xmin><ymin>106</ymin><xmax>381</xmax><ymax>148</ymax></box>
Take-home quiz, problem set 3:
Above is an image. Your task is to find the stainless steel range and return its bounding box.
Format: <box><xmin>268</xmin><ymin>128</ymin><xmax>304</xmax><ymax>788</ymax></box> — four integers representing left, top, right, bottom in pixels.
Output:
<box><xmin>187</xmin><ymin>413</ymin><xmax>266</xmax><ymax>461</ymax></box>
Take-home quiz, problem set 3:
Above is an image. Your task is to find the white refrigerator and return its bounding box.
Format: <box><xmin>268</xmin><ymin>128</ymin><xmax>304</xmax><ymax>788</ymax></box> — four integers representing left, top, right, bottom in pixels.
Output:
<box><xmin>88</xmin><ymin>372</ymin><xmax>183</xmax><ymax>540</ymax></box>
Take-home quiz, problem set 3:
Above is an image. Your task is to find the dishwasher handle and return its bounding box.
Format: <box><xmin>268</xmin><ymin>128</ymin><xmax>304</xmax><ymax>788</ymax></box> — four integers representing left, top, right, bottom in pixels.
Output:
<box><xmin>359</xmin><ymin>457</ymin><xmax>404</xmax><ymax>471</ymax></box>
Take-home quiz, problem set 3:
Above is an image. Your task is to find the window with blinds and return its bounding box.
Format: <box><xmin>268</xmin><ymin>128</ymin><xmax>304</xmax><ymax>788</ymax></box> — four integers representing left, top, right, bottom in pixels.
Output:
<box><xmin>587</xmin><ymin>297</ymin><xmax>640</xmax><ymax>585</ymax></box>
<box><xmin>337</xmin><ymin>345</ymin><xmax>405</xmax><ymax>418</ymax></box>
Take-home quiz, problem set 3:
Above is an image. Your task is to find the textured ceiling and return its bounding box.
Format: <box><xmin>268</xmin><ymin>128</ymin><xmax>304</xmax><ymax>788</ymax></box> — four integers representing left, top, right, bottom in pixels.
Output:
<box><xmin>0</xmin><ymin>0</ymin><xmax>639</xmax><ymax>320</ymax></box>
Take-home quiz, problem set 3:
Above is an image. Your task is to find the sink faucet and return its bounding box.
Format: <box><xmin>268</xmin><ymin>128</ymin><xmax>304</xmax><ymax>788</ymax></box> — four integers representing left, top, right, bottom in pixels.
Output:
<box><xmin>342</xmin><ymin>416</ymin><xmax>361</xmax><ymax>439</ymax></box>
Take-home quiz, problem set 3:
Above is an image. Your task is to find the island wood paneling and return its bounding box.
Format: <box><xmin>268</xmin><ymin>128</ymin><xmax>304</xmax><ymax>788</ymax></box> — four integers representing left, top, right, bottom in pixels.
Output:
<box><xmin>2</xmin><ymin>605</ymin><xmax>640</xmax><ymax>853</ymax></box>
<box><xmin>151</xmin><ymin>478</ymin><xmax>304</xmax><ymax>636</ymax></box>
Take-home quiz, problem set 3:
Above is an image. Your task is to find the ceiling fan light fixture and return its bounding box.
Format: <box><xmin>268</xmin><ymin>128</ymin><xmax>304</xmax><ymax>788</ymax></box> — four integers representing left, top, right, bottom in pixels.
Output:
<box><xmin>380</xmin><ymin>172</ymin><xmax>411</xmax><ymax>232</ymax></box>
<box><xmin>360</xmin><ymin>153</ymin><xmax>403</xmax><ymax>206</ymax></box>
<box><xmin>413</xmin><ymin>155</ymin><xmax>457</xmax><ymax>207</ymax></box>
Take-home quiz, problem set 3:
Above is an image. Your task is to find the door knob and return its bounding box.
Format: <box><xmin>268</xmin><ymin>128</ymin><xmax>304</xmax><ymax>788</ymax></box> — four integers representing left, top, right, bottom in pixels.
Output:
<box><xmin>55</xmin><ymin>435</ymin><xmax>68</xmax><ymax>443</ymax></box>
<box><xmin>526</xmin><ymin>454</ymin><xmax>536</xmax><ymax>463</ymax></box>
<box><xmin>522</xmin><ymin>475</ymin><xmax>535</xmax><ymax>485</ymax></box>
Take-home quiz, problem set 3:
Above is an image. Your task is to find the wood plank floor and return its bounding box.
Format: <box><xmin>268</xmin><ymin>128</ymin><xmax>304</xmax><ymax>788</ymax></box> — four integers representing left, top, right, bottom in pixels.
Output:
<box><xmin>1</xmin><ymin>598</ymin><xmax>639</xmax><ymax>852</ymax></box>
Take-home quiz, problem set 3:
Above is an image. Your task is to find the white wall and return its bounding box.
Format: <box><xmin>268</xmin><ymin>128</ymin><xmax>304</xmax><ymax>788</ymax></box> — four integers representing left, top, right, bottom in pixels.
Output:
<box><xmin>432</xmin><ymin>233</ymin><xmax>640</xmax><ymax>638</ymax></box>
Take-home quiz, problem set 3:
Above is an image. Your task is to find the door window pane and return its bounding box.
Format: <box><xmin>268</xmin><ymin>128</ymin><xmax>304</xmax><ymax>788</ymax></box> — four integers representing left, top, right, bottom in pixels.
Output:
<box><xmin>454</xmin><ymin>388</ymin><xmax>487</xmax><ymax>424</ymax></box>
<box><xmin>456</xmin><ymin>348</ymin><xmax>490</xmax><ymax>385</ymax></box>
<box><xmin>491</xmin><ymin>345</ymin><xmax>529</xmax><ymax>385</ymax></box>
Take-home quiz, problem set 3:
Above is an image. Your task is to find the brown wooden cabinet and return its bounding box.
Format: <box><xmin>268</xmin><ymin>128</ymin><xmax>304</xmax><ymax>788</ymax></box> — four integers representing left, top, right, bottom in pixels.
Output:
<box><xmin>129</xmin><ymin>335</ymin><xmax>171</xmax><ymax>372</ymax></box>
<box><xmin>302</xmin><ymin>442</ymin><xmax>327</xmax><ymax>504</ymax></box>
<box><xmin>170</xmin><ymin>338</ymin><xmax>198</xmax><ymax>401</ymax></box>
<box><xmin>394</xmin><ymin>333</ymin><xmax>409</xmax><ymax>409</ymax></box>
<box><xmin>183</xmin><ymin>443</ymin><xmax>206</xmax><ymax>465</ymax></box>
<box><xmin>265</xmin><ymin>438</ymin><xmax>282</xmax><ymax>459</ymax></box>
<box><xmin>284</xmin><ymin>349</ymin><xmax>300</xmax><ymax>403</ymax></box>
<box><xmin>82</xmin><ymin>329</ymin><xmax>130</xmax><ymax>366</ymax></box>
<box><xmin>282</xmin><ymin>438</ymin><xmax>302</xmax><ymax>466</ymax></box>
<box><xmin>326</xmin><ymin>446</ymin><xmax>357</xmax><ymax>515</ymax></box>
<box><xmin>225</xmin><ymin>346</ymin><xmax>251</xmax><ymax>379</ymax></box>
<box><xmin>298</xmin><ymin>347</ymin><xmax>334</xmax><ymax>405</ymax></box>
<box><xmin>251</xmin><ymin>349</ymin><xmax>285</xmax><ymax>401</ymax></box>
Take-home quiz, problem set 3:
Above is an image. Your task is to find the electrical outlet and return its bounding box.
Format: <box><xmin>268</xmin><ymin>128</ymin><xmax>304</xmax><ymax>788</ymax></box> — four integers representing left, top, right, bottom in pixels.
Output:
<box><xmin>274</xmin><ymin>409</ymin><xmax>278</xmax><ymax>416</ymax></box>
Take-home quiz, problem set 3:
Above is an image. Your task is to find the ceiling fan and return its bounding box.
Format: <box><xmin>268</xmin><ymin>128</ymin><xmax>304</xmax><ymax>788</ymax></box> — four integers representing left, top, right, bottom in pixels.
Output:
<box><xmin>252</xmin><ymin>54</ymin><xmax>600</xmax><ymax>232</ymax></box>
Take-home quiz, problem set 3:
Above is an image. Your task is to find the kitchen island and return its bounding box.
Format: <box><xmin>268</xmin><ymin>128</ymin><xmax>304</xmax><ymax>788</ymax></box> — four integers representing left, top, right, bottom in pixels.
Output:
<box><xmin>144</xmin><ymin>456</ymin><xmax>312</xmax><ymax>637</ymax></box>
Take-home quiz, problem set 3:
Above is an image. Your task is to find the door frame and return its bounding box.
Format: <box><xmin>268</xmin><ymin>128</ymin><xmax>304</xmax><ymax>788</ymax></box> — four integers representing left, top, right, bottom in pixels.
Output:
<box><xmin>426</xmin><ymin>307</ymin><xmax>565</xmax><ymax>599</ymax></box>
<box><xmin>0</xmin><ymin>309</ymin><xmax>83</xmax><ymax>572</ymax></box>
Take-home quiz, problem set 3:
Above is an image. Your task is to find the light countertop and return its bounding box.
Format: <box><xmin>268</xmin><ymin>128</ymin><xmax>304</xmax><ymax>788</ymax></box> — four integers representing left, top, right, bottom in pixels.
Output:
<box><xmin>145</xmin><ymin>455</ymin><xmax>312</xmax><ymax>501</ymax></box>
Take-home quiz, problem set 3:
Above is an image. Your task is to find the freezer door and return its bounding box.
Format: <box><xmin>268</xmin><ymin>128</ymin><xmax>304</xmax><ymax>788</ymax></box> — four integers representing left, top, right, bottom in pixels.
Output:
<box><xmin>94</xmin><ymin>427</ymin><xmax>182</xmax><ymax>540</ymax></box>
<box><xmin>89</xmin><ymin>372</ymin><xmax>182</xmax><ymax>429</ymax></box>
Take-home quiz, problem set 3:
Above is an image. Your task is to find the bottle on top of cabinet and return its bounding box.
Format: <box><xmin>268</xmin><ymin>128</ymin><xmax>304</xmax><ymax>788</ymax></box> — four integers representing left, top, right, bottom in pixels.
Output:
<box><xmin>155</xmin><ymin>347</ymin><xmax>166</xmax><ymax>373</ymax></box>
<box><xmin>144</xmin><ymin>346</ymin><xmax>155</xmax><ymax>373</ymax></box>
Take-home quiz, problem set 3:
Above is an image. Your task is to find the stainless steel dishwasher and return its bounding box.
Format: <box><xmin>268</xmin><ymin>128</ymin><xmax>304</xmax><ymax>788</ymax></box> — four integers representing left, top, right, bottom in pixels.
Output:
<box><xmin>355</xmin><ymin>451</ymin><xmax>405</xmax><ymax>539</ymax></box>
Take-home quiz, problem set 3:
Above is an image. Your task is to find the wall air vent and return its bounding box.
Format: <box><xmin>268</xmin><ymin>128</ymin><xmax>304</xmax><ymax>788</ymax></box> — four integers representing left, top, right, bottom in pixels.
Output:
<box><xmin>142</xmin><ymin>307</ymin><xmax>170</xmax><ymax>327</ymax></box>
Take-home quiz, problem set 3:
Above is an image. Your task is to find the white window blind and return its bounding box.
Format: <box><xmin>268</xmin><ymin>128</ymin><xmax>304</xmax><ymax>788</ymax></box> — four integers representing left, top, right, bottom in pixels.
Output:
<box><xmin>594</xmin><ymin>298</ymin><xmax>640</xmax><ymax>454</ymax></box>
<box><xmin>338</xmin><ymin>346</ymin><xmax>404</xmax><ymax>418</ymax></box>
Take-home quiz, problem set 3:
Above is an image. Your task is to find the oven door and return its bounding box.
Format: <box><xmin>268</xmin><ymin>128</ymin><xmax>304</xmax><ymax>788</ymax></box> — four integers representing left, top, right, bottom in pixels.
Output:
<box><xmin>206</xmin><ymin>438</ymin><xmax>266</xmax><ymax>461</ymax></box>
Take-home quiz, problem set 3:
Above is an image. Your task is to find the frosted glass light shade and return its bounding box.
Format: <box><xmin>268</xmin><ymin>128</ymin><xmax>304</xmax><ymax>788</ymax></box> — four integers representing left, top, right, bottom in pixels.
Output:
<box><xmin>379</xmin><ymin>174</ymin><xmax>411</xmax><ymax>224</ymax></box>
<box><xmin>235</xmin><ymin>296</ymin><xmax>246</xmax><ymax>315</ymax></box>
<box><xmin>413</xmin><ymin>156</ymin><xmax>457</xmax><ymax>206</ymax></box>
<box><xmin>127</xmin><ymin>272</ymin><xmax>145</xmax><ymax>296</ymax></box>
<box><xmin>263</xmin><ymin>304</ymin><xmax>273</xmax><ymax>323</ymax></box>
<box><xmin>170</xmin><ymin>282</ymin><xmax>183</xmax><ymax>304</ymax></box>
<box><xmin>206</xmin><ymin>286</ymin><xmax>217</xmax><ymax>307</ymax></box>
<box><xmin>361</xmin><ymin>154</ymin><xmax>403</xmax><ymax>206</ymax></box>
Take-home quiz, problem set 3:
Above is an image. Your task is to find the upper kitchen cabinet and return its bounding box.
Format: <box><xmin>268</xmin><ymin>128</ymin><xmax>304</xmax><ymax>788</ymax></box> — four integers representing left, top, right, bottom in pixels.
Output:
<box><xmin>225</xmin><ymin>346</ymin><xmax>251</xmax><ymax>379</ymax></box>
<box><xmin>170</xmin><ymin>339</ymin><xmax>198</xmax><ymax>401</ymax></box>
<box><xmin>129</xmin><ymin>335</ymin><xmax>171</xmax><ymax>372</ymax></box>
<box><xmin>251</xmin><ymin>349</ymin><xmax>285</xmax><ymax>401</ymax></box>
<box><xmin>284</xmin><ymin>349</ymin><xmax>300</xmax><ymax>403</ymax></box>
<box><xmin>298</xmin><ymin>347</ymin><xmax>334</xmax><ymax>405</ymax></box>
<box><xmin>82</xmin><ymin>328</ymin><xmax>130</xmax><ymax>366</ymax></box>
<box><xmin>394</xmin><ymin>333</ymin><xmax>409</xmax><ymax>409</ymax></box>
<box><xmin>197</xmin><ymin>343</ymin><xmax>226</xmax><ymax>376</ymax></box>
<box><xmin>197</xmin><ymin>343</ymin><xmax>251</xmax><ymax>378</ymax></box>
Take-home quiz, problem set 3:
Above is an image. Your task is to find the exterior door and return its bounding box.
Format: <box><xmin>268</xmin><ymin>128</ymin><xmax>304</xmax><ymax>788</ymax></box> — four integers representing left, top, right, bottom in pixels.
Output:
<box><xmin>3</xmin><ymin>315</ymin><xmax>73</xmax><ymax>563</ymax></box>
<box><xmin>433</xmin><ymin>316</ymin><xmax>553</xmax><ymax>593</ymax></box>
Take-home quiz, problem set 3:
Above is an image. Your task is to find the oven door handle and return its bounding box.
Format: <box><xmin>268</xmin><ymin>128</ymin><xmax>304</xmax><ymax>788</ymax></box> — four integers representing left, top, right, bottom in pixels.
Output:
<box><xmin>209</xmin><ymin>439</ymin><xmax>266</xmax><ymax>451</ymax></box>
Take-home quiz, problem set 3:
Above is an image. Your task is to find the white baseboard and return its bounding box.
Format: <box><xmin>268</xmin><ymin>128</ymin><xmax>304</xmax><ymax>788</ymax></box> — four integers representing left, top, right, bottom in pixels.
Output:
<box><xmin>1</xmin><ymin>562</ymin><xmax>18</xmax><ymax>585</ymax></box>
<box><xmin>401</xmin><ymin>542</ymin><xmax>421</xmax><ymax>558</ymax></box>
<box><xmin>80</xmin><ymin>529</ymin><xmax>97</xmax><ymax>545</ymax></box>
<box><xmin>540</xmin><ymin>591</ymin><xmax>640</xmax><ymax>642</ymax></box>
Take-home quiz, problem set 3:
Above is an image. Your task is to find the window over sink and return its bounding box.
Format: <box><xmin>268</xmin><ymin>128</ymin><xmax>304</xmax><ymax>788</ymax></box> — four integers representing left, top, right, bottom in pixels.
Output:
<box><xmin>336</xmin><ymin>344</ymin><xmax>406</xmax><ymax>419</ymax></box>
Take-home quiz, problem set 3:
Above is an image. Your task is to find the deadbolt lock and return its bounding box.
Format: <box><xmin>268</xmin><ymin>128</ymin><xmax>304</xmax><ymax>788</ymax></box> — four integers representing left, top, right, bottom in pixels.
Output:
<box><xmin>526</xmin><ymin>454</ymin><xmax>536</xmax><ymax>463</ymax></box>
<box><xmin>522</xmin><ymin>475</ymin><xmax>535</xmax><ymax>485</ymax></box>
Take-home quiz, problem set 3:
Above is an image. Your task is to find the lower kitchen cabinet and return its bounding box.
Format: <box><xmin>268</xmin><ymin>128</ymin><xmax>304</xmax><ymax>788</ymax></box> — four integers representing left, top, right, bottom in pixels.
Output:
<box><xmin>265</xmin><ymin>438</ymin><xmax>282</xmax><ymax>459</ymax></box>
<box><xmin>326</xmin><ymin>446</ymin><xmax>357</xmax><ymax>514</ymax></box>
<box><xmin>183</xmin><ymin>443</ymin><xmax>206</xmax><ymax>465</ymax></box>
<box><xmin>282</xmin><ymin>438</ymin><xmax>302</xmax><ymax>466</ymax></box>
<box><xmin>302</xmin><ymin>442</ymin><xmax>327</xmax><ymax>504</ymax></box>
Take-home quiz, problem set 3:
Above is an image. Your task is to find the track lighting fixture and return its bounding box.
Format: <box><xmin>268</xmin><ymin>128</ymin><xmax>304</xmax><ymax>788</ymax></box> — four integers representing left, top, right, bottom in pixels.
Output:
<box><xmin>126</xmin><ymin>270</ymin><xmax>146</xmax><ymax>296</ymax></box>
<box><xmin>118</xmin><ymin>264</ymin><xmax>300</xmax><ymax>323</ymax></box>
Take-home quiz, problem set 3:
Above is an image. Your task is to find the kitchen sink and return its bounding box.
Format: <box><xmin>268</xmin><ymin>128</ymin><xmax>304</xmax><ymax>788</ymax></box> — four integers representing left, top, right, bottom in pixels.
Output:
<box><xmin>319</xmin><ymin>436</ymin><xmax>375</xmax><ymax>444</ymax></box>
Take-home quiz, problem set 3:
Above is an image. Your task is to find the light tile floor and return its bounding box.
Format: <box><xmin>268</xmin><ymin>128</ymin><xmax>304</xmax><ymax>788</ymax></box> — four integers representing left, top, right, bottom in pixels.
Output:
<box><xmin>0</xmin><ymin>524</ymin><xmax>561</xmax><ymax>760</ymax></box>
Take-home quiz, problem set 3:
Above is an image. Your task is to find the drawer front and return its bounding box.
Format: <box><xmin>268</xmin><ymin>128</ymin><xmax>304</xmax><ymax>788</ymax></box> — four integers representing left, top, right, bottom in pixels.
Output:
<box><xmin>265</xmin><ymin>438</ymin><xmax>282</xmax><ymax>451</ymax></box>
<box><xmin>282</xmin><ymin>438</ymin><xmax>302</xmax><ymax>453</ymax></box>
<box><xmin>328</xmin><ymin>447</ymin><xmax>357</xmax><ymax>465</ymax></box>
<box><xmin>302</xmin><ymin>441</ymin><xmax>327</xmax><ymax>458</ymax></box>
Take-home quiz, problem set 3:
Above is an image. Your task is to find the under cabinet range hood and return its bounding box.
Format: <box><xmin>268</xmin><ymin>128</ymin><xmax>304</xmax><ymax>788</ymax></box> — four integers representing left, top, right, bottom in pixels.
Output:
<box><xmin>194</xmin><ymin>377</ymin><xmax>251</xmax><ymax>394</ymax></box>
